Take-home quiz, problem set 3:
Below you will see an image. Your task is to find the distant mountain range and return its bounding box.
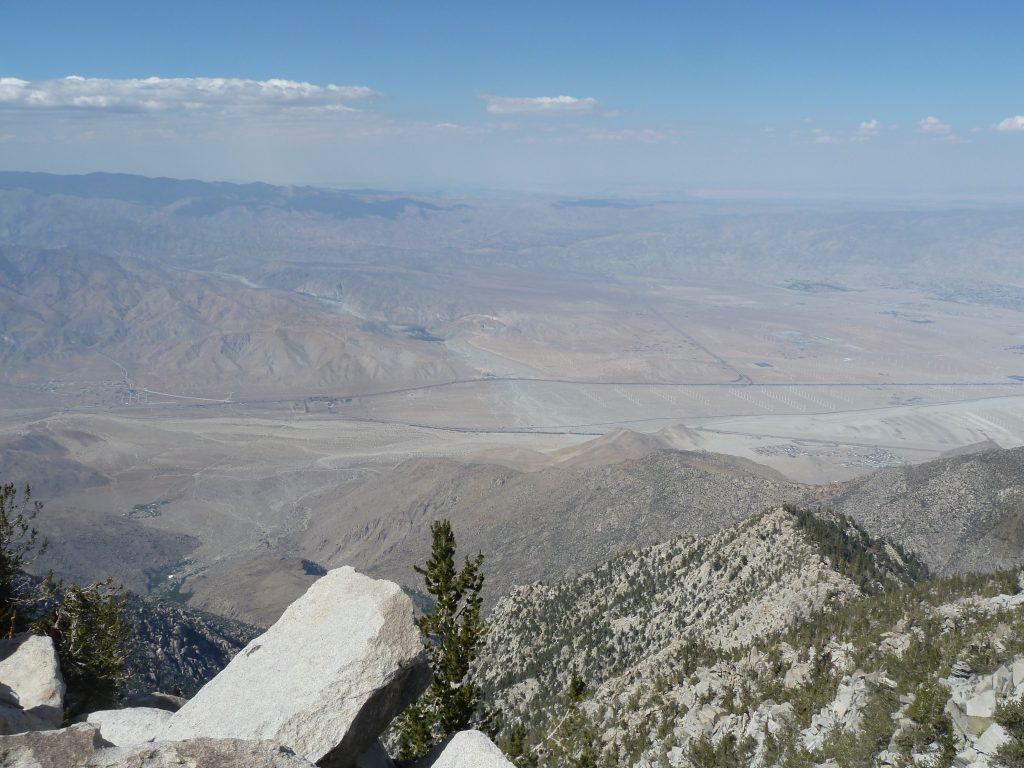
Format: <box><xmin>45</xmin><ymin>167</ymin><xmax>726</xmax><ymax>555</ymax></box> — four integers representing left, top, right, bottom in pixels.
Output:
<box><xmin>0</xmin><ymin>171</ymin><xmax>443</xmax><ymax>219</ymax></box>
<box><xmin>3</xmin><ymin>170</ymin><xmax>1023</xmax><ymax>291</ymax></box>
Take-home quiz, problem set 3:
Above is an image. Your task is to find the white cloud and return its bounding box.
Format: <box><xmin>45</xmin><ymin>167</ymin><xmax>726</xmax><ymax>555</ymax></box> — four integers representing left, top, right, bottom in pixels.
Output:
<box><xmin>0</xmin><ymin>76</ymin><xmax>377</xmax><ymax>113</ymax></box>
<box><xmin>919</xmin><ymin>116</ymin><xmax>952</xmax><ymax>134</ymax></box>
<box><xmin>482</xmin><ymin>94</ymin><xmax>598</xmax><ymax>115</ymax></box>
<box><xmin>995</xmin><ymin>115</ymin><xmax>1024</xmax><ymax>132</ymax></box>
<box><xmin>859</xmin><ymin>119</ymin><xmax>881</xmax><ymax>133</ymax></box>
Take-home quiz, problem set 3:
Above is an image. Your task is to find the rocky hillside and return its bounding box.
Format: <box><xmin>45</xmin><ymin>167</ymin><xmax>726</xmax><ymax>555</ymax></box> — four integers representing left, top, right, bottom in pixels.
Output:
<box><xmin>312</xmin><ymin>445</ymin><xmax>1024</xmax><ymax>604</ymax></box>
<box><xmin>120</xmin><ymin>595</ymin><xmax>259</xmax><ymax>698</ymax></box>
<box><xmin>194</xmin><ymin>445</ymin><xmax>1024</xmax><ymax>624</ymax></box>
<box><xmin>829</xmin><ymin>446</ymin><xmax>1024</xmax><ymax>574</ymax></box>
<box><xmin>297</xmin><ymin>450</ymin><xmax>807</xmax><ymax>607</ymax></box>
<box><xmin>476</xmin><ymin>507</ymin><xmax>924</xmax><ymax>743</ymax></box>
<box><xmin>476</xmin><ymin>508</ymin><xmax>1024</xmax><ymax>768</ymax></box>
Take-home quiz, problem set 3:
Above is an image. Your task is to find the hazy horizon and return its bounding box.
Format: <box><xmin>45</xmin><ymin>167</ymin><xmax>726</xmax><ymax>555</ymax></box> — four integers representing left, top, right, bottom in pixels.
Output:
<box><xmin>4</xmin><ymin>2</ymin><xmax>1024</xmax><ymax>197</ymax></box>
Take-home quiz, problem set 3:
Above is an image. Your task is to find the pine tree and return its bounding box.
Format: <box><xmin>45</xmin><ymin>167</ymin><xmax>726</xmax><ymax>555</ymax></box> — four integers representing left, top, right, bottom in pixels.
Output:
<box><xmin>2</xmin><ymin>481</ymin><xmax>127</xmax><ymax>718</ymax></box>
<box><xmin>395</xmin><ymin>519</ymin><xmax>486</xmax><ymax>760</ymax></box>
<box><xmin>32</xmin><ymin>578</ymin><xmax>128</xmax><ymax>716</ymax></box>
<box><xmin>0</xmin><ymin>483</ymin><xmax>53</xmax><ymax>636</ymax></box>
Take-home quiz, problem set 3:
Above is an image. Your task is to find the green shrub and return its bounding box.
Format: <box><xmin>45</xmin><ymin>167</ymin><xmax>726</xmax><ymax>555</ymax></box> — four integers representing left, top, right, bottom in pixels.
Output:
<box><xmin>32</xmin><ymin>578</ymin><xmax>128</xmax><ymax>717</ymax></box>
<box><xmin>994</xmin><ymin>696</ymin><xmax>1024</xmax><ymax>767</ymax></box>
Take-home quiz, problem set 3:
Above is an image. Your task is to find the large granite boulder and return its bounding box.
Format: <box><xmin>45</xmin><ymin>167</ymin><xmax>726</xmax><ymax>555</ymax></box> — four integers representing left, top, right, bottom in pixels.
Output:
<box><xmin>0</xmin><ymin>633</ymin><xmax>65</xmax><ymax>727</ymax></box>
<box><xmin>86</xmin><ymin>738</ymin><xmax>318</xmax><ymax>767</ymax></box>
<box><xmin>0</xmin><ymin>723</ymin><xmax>109</xmax><ymax>768</ymax></box>
<box><xmin>87</xmin><ymin>707</ymin><xmax>172</xmax><ymax>747</ymax></box>
<box><xmin>415</xmin><ymin>730</ymin><xmax>516</xmax><ymax>768</ymax></box>
<box><xmin>161</xmin><ymin>567</ymin><xmax>429</xmax><ymax>768</ymax></box>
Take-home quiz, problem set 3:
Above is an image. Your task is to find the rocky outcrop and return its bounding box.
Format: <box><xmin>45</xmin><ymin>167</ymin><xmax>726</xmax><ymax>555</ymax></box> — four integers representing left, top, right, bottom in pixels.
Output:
<box><xmin>120</xmin><ymin>593</ymin><xmax>260</xmax><ymax>699</ymax></box>
<box><xmin>0</xmin><ymin>704</ymin><xmax>61</xmax><ymax>737</ymax></box>
<box><xmin>931</xmin><ymin>656</ymin><xmax>1024</xmax><ymax>766</ymax></box>
<box><xmin>87</xmin><ymin>707</ymin><xmax>172</xmax><ymax>747</ymax></box>
<box><xmin>475</xmin><ymin>506</ymin><xmax>924</xmax><ymax>746</ymax></box>
<box><xmin>0</xmin><ymin>723</ymin><xmax>109</xmax><ymax>768</ymax></box>
<box><xmin>801</xmin><ymin>671</ymin><xmax>874</xmax><ymax>751</ymax></box>
<box><xmin>0</xmin><ymin>567</ymin><xmax>510</xmax><ymax>768</ymax></box>
<box><xmin>415</xmin><ymin>730</ymin><xmax>516</xmax><ymax>768</ymax></box>
<box><xmin>85</xmin><ymin>738</ymin><xmax>318</xmax><ymax>767</ymax></box>
<box><xmin>0</xmin><ymin>633</ymin><xmax>65</xmax><ymax>729</ymax></box>
<box><xmin>121</xmin><ymin>692</ymin><xmax>186</xmax><ymax>712</ymax></box>
<box><xmin>160</xmin><ymin>567</ymin><xmax>430</xmax><ymax>767</ymax></box>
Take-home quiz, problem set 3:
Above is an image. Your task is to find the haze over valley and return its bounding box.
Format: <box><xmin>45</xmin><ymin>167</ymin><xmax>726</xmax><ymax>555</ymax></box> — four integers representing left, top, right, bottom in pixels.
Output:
<box><xmin>0</xmin><ymin>172</ymin><xmax>1020</xmax><ymax>625</ymax></box>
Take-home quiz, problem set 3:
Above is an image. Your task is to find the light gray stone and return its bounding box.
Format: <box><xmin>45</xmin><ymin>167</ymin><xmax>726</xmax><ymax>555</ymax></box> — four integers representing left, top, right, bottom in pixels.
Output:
<box><xmin>415</xmin><ymin>730</ymin><xmax>515</xmax><ymax>768</ymax></box>
<box><xmin>161</xmin><ymin>567</ymin><xmax>429</xmax><ymax>768</ymax></box>
<box><xmin>975</xmin><ymin>723</ymin><xmax>1011</xmax><ymax>756</ymax></box>
<box><xmin>87</xmin><ymin>707</ymin><xmax>172</xmax><ymax>747</ymax></box>
<box><xmin>1012</xmin><ymin>658</ymin><xmax>1024</xmax><ymax>688</ymax></box>
<box><xmin>86</xmin><ymin>738</ymin><xmax>318</xmax><ymax>767</ymax></box>
<box><xmin>946</xmin><ymin>699</ymin><xmax>992</xmax><ymax>739</ymax></box>
<box><xmin>784</xmin><ymin>662</ymin><xmax>810</xmax><ymax>689</ymax></box>
<box><xmin>965</xmin><ymin>690</ymin><xmax>997</xmax><ymax>719</ymax></box>
<box><xmin>993</xmin><ymin>666</ymin><xmax>1014</xmax><ymax>696</ymax></box>
<box><xmin>879</xmin><ymin>632</ymin><xmax>912</xmax><ymax>659</ymax></box>
<box><xmin>0</xmin><ymin>633</ymin><xmax>65</xmax><ymax>727</ymax></box>
<box><xmin>768</xmin><ymin>702</ymin><xmax>795</xmax><ymax>735</ymax></box>
<box><xmin>0</xmin><ymin>723</ymin><xmax>109</xmax><ymax>768</ymax></box>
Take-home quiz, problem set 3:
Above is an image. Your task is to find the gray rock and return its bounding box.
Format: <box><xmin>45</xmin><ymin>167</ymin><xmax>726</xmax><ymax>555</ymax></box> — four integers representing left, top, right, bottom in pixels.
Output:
<box><xmin>951</xmin><ymin>661</ymin><xmax>973</xmax><ymax>679</ymax></box>
<box><xmin>86</xmin><ymin>738</ymin><xmax>318</xmax><ymax>767</ymax></box>
<box><xmin>355</xmin><ymin>740</ymin><xmax>396</xmax><ymax>768</ymax></box>
<box><xmin>121</xmin><ymin>692</ymin><xmax>187</xmax><ymax>712</ymax></box>
<box><xmin>784</xmin><ymin>662</ymin><xmax>810</xmax><ymax>689</ymax></box>
<box><xmin>1013</xmin><ymin>658</ymin><xmax>1024</xmax><ymax>688</ymax></box>
<box><xmin>0</xmin><ymin>701</ymin><xmax>57</xmax><ymax>736</ymax></box>
<box><xmin>975</xmin><ymin>723</ymin><xmax>1011</xmax><ymax>756</ymax></box>
<box><xmin>0</xmin><ymin>633</ymin><xmax>65</xmax><ymax>727</ymax></box>
<box><xmin>87</xmin><ymin>707</ymin><xmax>172</xmax><ymax>747</ymax></box>
<box><xmin>965</xmin><ymin>690</ymin><xmax>997</xmax><ymax>719</ymax></box>
<box><xmin>161</xmin><ymin>567</ymin><xmax>429</xmax><ymax>768</ymax></box>
<box><xmin>0</xmin><ymin>723</ymin><xmax>109</xmax><ymax>768</ymax></box>
<box><xmin>414</xmin><ymin>730</ymin><xmax>515</xmax><ymax>768</ymax></box>
<box><xmin>946</xmin><ymin>699</ymin><xmax>992</xmax><ymax>739</ymax></box>
<box><xmin>954</xmin><ymin>746</ymin><xmax>980</xmax><ymax>766</ymax></box>
<box><xmin>993</xmin><ymin>665</ymin><xmax>1014</xmax><ymax>696</ymax></box>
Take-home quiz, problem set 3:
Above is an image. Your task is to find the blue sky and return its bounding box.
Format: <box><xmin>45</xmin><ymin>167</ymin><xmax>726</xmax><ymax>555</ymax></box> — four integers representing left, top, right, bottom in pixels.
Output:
<box><xmin>2</xmin><ymin>1</ymin><xmax>1023</xmax><ymax>197</ymax></box>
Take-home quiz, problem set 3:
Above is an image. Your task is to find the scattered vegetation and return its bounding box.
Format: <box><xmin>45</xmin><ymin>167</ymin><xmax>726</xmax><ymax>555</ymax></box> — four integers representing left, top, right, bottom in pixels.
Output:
<box><xmin>32</xmin><ymin>578</ymin><xmax>129</xmax><ymax>716</ymax></box>
<box><xmin>994</xmin><ymin>696</ymin><xmax>1024</xmax><ymax>767</ymax></box>
<box><xmin>1</xmin><ymin>480</ymin><xmax>130</xmax><ymax>720</ymax></box>
<box><xmin>0</xmin><ymin>483</ymin><xmax>52</xmax><ymax>633</ymax></box>
<box><xmin>479</xmin><ymin>506</ymin><xmax>1023</xmax><ymax>767</ymax></box>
